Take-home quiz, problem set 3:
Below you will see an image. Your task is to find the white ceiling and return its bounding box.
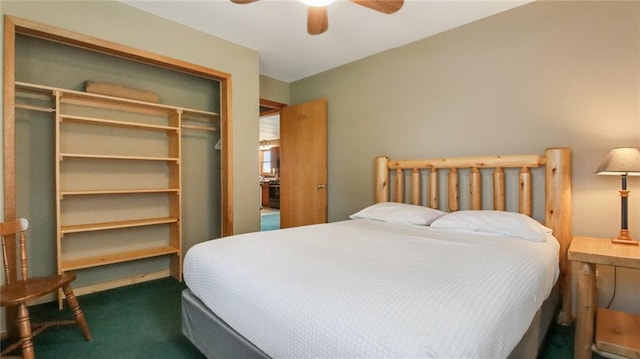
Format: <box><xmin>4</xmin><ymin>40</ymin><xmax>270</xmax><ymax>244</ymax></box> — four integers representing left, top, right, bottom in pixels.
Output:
<box><xmin>122</xmin><ymin>0</ymin><xmax>532</xmax><ymax>83</ymax></box>
<box><xmin>122</xmin><ymin>0</ymin><xmax>532</xmax><ymax>141</ymax></box>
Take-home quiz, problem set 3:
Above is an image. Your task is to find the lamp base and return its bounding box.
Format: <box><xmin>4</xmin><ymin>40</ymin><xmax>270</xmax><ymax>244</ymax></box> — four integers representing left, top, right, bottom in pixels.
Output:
<box><xmin>612</xmin><ymin>230</ymin><xmax>639</xmax><ymax>245</ymax></box>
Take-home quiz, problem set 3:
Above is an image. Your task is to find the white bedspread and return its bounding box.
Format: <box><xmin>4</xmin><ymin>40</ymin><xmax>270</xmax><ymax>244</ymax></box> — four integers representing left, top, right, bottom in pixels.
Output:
<box><xmin>184</xmin><ymin>219</ymin><xmax>559</xmax><ymax>359</ymax></box>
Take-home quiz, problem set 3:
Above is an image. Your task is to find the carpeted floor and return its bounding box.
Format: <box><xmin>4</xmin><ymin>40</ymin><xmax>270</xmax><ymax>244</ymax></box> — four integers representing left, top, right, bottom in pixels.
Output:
<box><xmin>2</xmin><ymin>278</ymin><xmax>203</xmax><ymax>359</ymax></box>
<box><xmin>260</xmin><ymin>213</ymin><xmax>280</xmax><ymax>231</ymax></box>
<box><xmin>2</xmin><ymin>277</ymin><xmax>599</xmax><ymax>358</ymax></box>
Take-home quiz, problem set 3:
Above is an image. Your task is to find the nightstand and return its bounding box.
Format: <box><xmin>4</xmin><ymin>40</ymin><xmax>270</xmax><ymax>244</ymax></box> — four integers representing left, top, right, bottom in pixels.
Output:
<box><xmin>568</xmin><ymin>236</ymin><xmax>640</xmax><ymax>359</ymax></box>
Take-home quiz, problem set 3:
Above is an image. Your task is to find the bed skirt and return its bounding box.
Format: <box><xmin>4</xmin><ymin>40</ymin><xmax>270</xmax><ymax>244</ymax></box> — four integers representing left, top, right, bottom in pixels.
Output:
<box><xmin>182</xmin><ymin>283</ymin><xmax>560</xmax><ymax>359</ymax></box>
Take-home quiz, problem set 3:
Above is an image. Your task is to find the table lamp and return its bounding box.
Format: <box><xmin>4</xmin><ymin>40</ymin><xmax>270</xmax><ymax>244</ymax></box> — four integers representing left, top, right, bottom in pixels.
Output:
<box><xmin>595</xmin><ymin>147</ymin><xmax>640</xmax><ymax>245</ymax></box>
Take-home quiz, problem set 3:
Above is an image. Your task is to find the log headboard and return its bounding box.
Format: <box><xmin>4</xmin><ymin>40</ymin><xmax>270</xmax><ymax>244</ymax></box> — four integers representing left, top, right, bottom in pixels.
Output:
<box><xmin>374</xmin><ymin>147</ymin><xmax>572</xmax><ymax>324</ymax></box>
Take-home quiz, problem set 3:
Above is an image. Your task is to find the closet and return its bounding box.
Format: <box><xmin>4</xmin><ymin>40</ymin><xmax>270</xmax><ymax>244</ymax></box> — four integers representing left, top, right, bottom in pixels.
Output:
<box><xmin>3</xmin><ymin>16</ymin><xmax>233</xmax><ymax>300</ymax></box>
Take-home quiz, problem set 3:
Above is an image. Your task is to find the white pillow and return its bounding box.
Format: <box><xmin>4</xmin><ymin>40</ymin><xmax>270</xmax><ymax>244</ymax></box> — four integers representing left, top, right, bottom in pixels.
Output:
<box><xmin>350</xmin><ymin>202</ymin><xmax>446</xmax><ymax>226</ymax></box>
<box><xmin>430</xmin><ymin>210</ymin><xmax>552</xmax><ymax>242</ymax></box>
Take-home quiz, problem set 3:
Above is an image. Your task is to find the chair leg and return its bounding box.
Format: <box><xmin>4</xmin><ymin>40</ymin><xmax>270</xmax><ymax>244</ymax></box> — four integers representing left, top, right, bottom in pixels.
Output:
<box><xmin>16</xmin><ymin>302</ymin><xmax>35</xmax><ymax>359</ymax></box>
<box><xmin>62</xmin><ymin>285</ymin><xmax>92</xmax><ymax>341</ymax></box>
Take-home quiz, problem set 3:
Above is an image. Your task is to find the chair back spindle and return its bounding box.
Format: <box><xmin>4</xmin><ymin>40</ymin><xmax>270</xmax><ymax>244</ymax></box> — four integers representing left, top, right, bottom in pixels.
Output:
<box><xmin>0</xmin><ymin>218</ymin><xmax>30</xmax><ymax>284</ymax></box>
<box><xmin>1</xmin><ymin>235</ymin><xmax>10</xmax><ymax>285</ymax></box>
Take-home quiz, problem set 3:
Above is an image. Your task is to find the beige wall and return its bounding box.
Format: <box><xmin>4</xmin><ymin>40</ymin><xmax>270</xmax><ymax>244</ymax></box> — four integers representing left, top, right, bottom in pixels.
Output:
<box><xmin>291</xmin><ymin>1</ymin><xmax>640</xmax><ymax>313</ymax></box>
<box><xmin>260</xmin><ymin>75</ymin><xmax>290</xmax><ymax>104</ymax></box>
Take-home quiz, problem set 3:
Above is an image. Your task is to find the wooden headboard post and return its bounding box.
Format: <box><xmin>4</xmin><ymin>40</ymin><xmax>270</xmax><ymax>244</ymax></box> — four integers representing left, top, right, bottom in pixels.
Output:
<box><xmin>375</xmin><ymin>156</ymin><xmax>390</xmax><ymax>203</ymax></box>
<box><xmin>544</xmin><ymin>147</ymin><xmax>572</xmax><ymax>324</ymax></box>
<box><xmin>374</xmin><ymin>147</ymin><xmax>573</xmax><ymax>324</ymax></box>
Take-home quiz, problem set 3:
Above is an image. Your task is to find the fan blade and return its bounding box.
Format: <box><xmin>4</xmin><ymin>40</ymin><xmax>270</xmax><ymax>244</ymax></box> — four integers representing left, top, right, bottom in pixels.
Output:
<box><xmin>230</xmin><ymin>0</ymin><xmax>259</xmax><ymax>3</ymax></box>
<box><xmin>350</xmin><ymin>0</ymin><xmax>403</xmax><ymax>14</ymax></box>
<box><xmin>307</xmin><ymin>7</ymin><xmax>328</xmax><ymax>35</ymax></box>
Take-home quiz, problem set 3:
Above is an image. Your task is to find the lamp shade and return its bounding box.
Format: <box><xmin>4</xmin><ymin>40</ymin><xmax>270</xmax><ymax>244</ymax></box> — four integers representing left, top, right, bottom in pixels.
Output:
<box><xmin>595</xmin><ymin>147</ymin><xmax>640</xmax><ymax>176</ymax></box>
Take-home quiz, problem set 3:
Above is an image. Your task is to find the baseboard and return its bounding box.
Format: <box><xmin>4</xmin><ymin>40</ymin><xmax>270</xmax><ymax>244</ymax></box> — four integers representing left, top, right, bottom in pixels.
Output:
<box><xmin>4</xmin><ymin>269</ymin><xmax>171</xmax><ymax>309</ymax></box>
<box><xmin>73</xmin><ymin>269</ymin><xmax>171</xmax><ymax>297</ymax></box>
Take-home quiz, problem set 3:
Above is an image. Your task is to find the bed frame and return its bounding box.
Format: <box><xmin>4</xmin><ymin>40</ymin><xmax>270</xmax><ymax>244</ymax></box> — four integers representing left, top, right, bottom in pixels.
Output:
<box><xmin>183</xmin><ymin>147</ymin><xmax>573</xmax><ymax>358</ymax></box>
<box><xmin>374</xmin><ymin>147</ymin><xmax>572</xmax><ymax>326</ymax></box>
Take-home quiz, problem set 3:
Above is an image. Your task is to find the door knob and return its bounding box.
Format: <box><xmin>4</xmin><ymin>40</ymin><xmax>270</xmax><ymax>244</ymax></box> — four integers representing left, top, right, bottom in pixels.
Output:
<box><xmin>317</xmin><ymin>184</ymin><xmax>327</xmax><ymax>190</ymax></box>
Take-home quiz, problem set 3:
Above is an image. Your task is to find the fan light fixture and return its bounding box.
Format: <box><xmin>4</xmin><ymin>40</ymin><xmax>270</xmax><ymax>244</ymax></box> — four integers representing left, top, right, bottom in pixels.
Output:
<box><xmin>300</xmin><ymin>0</ymin><xmax>335</xmax><ymax>7</ymax></box>
<box><xmin>230</xmin><ymin>0</ymin><xmax>404</xmax><ymax>35</ymax></box>
<box><xmin>596</xmin><ymin>147</ymin><xmax>640</xmax><ymax>245</ymax></box>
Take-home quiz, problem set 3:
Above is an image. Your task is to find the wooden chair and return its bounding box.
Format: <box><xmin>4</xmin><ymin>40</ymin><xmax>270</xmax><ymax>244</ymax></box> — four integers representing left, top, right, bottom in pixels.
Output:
<box><xmin>1</xmin><ymin>218</ymin><xmax>92</xmax><ymax>359</ymax></box>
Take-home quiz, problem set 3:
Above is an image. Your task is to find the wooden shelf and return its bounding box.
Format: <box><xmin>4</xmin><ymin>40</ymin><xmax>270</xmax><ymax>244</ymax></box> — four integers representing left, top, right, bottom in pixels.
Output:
<box><xmin>60</xmin><ymin>188</ymin><xmax>179</xmax><ymax>196</ymax></box>
<box><xmin>596</xmin><ymin>308</ymin><xmax>640</xmax><ymax>358</ymax></box>
<box><xmin>15</xmin><ymin>82</ymin><xmax>55</xmax><ymax>97</ymax></box>
<box><xmin>15</xmin><ymin>80</ymin><xmax>189</xmax><ymax>300</ymax></box>
<box><xmin>16</xmin><ymin>81</ymin><xmax>219</xmax><ymax>119</ymax></box>
<box><xmin>60</xmin><ymin>153</ymin><xmax>179</xmax><ymax>162</ymax></box>
<box><xmin>181</xmin><ymin>124</ymin><xmax>218</xmax><ymax>132</ymax></box>
<box><xmin>182</xmin><ymin>108</ymin><xmax>220</xmax><ymax>121</ymax></box>
<box><xmin>569</xmin><ymin>236</ymin><xmax>640</xmax><ymax>268</ymax></box>
<box><xmin>61</xmin><ymin>245</ymin><xmax>180</xmax><ymax>271</ymax></box>
<box><xmin>61</xmin><ymin>114</ymin><xmax>179</xmax><ymax>132</ymax></box>
<box><xmin>61</xmin><ymin>217</ymin><xmax>179</xmax><ymax>235</ymax></box>
<box><xmin>15</xmin><ymin>103</ymin><xmax>55</xmax><ymax>113</ymax></box>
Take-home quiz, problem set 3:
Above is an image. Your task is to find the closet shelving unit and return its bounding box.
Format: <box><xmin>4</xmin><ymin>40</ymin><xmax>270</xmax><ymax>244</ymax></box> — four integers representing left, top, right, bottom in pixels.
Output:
<box><xmin>15</xmin><ymin>81</ymin><xmax>219</xmax><ymax>295</ymax></box>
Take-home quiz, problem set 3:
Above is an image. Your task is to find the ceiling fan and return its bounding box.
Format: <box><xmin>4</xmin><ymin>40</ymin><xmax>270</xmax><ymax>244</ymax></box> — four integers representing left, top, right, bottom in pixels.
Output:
<box><xmin>230</xmin><ymin>0</ymin><xmax>404</xmax><ymax>35</ymax></box>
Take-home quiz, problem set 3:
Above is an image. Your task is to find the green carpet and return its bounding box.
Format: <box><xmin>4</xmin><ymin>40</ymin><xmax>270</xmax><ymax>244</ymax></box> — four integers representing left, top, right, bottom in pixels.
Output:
<box><xmin>3</xmin><ymin>278</ymin><xmax>203</xmax><ymax>359</ymax></box>
<box><xmin>3</xmin><ymin>277</ymin><xmax>598</xmax><ymax>358</ymax></box>
<box><xmin>260</xmin><ymin>213</ymin><xmax>280</xmax><ymax>231</ymax></box>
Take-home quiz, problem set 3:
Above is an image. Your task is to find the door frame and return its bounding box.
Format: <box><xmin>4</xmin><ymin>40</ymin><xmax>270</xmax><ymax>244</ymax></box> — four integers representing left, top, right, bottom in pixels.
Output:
<box><xmin>2</xmin><ymin>15</ymin><xmax>234</xmax><ymax>277</ymax></box>
<box><xmin>260</xmin><ymin>98</ymin><xmax>286</xmax><ymax>117</ymax></box>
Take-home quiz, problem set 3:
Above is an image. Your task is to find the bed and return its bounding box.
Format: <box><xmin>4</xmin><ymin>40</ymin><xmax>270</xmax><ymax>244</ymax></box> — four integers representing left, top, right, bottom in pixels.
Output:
<box><xmin>182</xmin><ymin>147</ymin><xmax>573</xmax><ymax>358</ymax></box>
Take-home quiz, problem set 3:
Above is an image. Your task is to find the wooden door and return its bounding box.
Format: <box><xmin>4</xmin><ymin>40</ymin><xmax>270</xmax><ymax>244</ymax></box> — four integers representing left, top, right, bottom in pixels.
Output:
<box><xmin>280</xmin><ymin>98</ymin><xmax>328</xmax><ymax>228</ymax></box>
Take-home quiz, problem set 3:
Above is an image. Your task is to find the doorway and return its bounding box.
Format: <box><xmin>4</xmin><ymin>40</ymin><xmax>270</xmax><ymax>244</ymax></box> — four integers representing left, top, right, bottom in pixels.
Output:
<box><xmin>259</xmin><ymin>99</ymin><xmax>286</xmax><ymax>231</ymax></box>
<box><xmin>279</xmin><ymin>98</ymin><xmax>328</xmax><ymax>228</ymax></box>
<box><xmin>257</xmin><ymin>97</ymin><xmax>328</xmax><ymax>230</ymax></box>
